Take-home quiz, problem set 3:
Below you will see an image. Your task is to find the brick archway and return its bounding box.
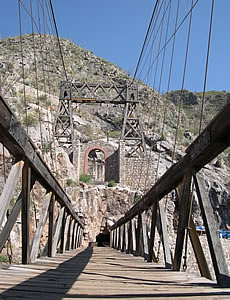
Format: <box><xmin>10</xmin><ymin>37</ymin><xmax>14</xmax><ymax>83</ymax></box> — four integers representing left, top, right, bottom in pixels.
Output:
<box><xmin>84</xmin><ymin>146</ymin><xmax>108</xmax><ymax>181</ymax></box>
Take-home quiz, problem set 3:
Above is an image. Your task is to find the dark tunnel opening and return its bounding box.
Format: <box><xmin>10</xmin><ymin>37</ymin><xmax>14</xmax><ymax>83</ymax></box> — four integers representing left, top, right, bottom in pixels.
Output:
<box><xmin>96</xmin><ymin>231</ymin><xmax>110</xmax><ymax>247</ymax></box>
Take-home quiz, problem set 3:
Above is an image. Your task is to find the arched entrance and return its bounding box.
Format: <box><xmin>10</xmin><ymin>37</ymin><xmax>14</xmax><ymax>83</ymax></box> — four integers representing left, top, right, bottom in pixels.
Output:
<box><xmin>84</xmin><ymin>146</ymin><xmax>108</xmax><ymax>182</ymax></box>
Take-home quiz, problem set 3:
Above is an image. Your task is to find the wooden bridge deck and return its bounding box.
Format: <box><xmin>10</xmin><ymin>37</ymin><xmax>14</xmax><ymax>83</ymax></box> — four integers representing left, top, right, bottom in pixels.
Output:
<box><xmin>0</xmin><ymin>247</ymin><xmax>229</xmax><ymax>299</ymax></box>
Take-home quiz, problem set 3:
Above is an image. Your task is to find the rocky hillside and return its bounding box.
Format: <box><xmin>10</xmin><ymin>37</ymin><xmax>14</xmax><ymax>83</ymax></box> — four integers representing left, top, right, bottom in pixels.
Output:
<box><xmin>0</xmin><ymin>35</ymin><xmax>229</xmax><ymax>268</ymax></box>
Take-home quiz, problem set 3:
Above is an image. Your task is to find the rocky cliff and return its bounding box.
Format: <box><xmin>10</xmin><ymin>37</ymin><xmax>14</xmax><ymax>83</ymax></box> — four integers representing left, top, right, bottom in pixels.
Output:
<box><xmin>0</xmin><ymin>35</ymin><xmax>229</xmax><ymax>268</ymax></box>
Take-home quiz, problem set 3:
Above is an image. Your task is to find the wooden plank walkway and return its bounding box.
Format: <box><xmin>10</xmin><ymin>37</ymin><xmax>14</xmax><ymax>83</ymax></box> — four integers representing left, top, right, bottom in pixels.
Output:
<box><xmin>0</xmin><ymin>247</ymin><xmax>230</xmax><ymax>299</ymax></box>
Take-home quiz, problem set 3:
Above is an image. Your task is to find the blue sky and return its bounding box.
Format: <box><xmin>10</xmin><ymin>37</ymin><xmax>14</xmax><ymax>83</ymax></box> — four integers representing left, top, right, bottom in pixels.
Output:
<box><xmin>0</xmin><ymin>1</ymin><xmax>229</xmax><ymax>92</ymax></box>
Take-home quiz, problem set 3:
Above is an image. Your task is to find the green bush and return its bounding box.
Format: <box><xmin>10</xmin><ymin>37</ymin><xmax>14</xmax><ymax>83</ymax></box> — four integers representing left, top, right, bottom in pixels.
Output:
<box><xmin>108</xmin><ymin>180</ymin><xmax>116</xmax><ymax>187</ymax></box>
<box><xmin>79</xmin><ymin>174</ymin><xmax>91</xmax><ymax>183</ymax></box>
<box><xmin>23</xmin><ymin>113</ymin><xmax>38</xmax><ymax>126</ymax></box>
<box><xmin>66</xmin><ymin>178</ymin><xmax>73</xmax><ymax>186</ymax></box>
<box><xmin>0</xmin><ymin>255</ymin><xmax>8</xmax><ymax>263</ymax></box>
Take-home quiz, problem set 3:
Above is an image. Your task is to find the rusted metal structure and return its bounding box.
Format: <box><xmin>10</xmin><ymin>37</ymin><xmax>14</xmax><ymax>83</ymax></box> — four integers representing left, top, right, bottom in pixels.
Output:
<box><xmin>54</xmin><ymin>81</ymin><xmax>146</xmax><ymax>157</ymax></box>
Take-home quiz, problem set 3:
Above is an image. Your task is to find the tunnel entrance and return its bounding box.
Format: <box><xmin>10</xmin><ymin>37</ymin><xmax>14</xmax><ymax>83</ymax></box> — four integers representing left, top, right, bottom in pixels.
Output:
<box><xmin>96</xmin><ymin>230</ymin><xmax>110</xmax><ymax>247</ymax></box>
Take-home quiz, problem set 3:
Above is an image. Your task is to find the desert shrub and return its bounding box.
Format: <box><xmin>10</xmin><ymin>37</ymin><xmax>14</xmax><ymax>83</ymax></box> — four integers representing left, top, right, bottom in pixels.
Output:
<box><xmin>66</xmin><ymin>178</ymin><xmax>73</xmax><ymax>186</ymax></box>
<box><xmin>108</xmin><ymin>180</ymin><xmax>116</xmax><ymax>187</ymax></box>
<box><xmin>79</xmin><ymin>174</ymin><xmax>91</xmax><ymax>183</ymax></box>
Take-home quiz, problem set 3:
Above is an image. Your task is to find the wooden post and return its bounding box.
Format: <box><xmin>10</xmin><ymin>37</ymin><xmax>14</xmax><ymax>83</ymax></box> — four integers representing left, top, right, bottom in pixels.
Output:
<box><xmin>128</xmin><ymin>220</ymin><xmax>132</xmax><ymax>253</ymax></box>
<box><xmin>120</xmin><ymin>224</ymin><xmax>125</xmax><ymax>252</ymax></box>
<box><xmin>68</xmin><ymin>218</ymin><xmax>74</xmax><ymax>250</ymax></box>
<box><xmin>0</xmin><ymin>175</ymin><xmax>36</xmax><ymax>253</ymax></box>
<box><xmin>62</xmin><ymin>214</ymin><xmax>70</xmax><ymax>252</ymax></box>
<box><xmin>71</xmin><ymin>221</ymin><xmax>76</xmax><ymax>249</ymax></box>
<box><xmin>189</xmin><ymin>217</ymin><xmax>212</xmax><ymax>280</ymax></box>
<box><xmin>158</xmin><ymin>201</ymin><xmax>172</xmax><ymax>269</ymax></box>
<box><xmin>110</xmin><ymin>230</ymin><xmax>113</xmax><ymax>248</ymax></box>
<box><xmin>78</xmin><ymin>228</ymin><xmax>83</xmax><ymax>247</ymax></box>
<box><xmin>51</xmin><ymin>207</ymin><xmax>65</xmax><ymax>257</ymax></box>
<box><xmin>76</xmin><ymin>225</ymin><xmax>80</xmax><ymax>248</ymax></box>
<box><xmin>116</xmin><ymin>227</ymin><xmax>120</xmax><ymax>249</ymax></box>
<box><xmin>131</xmin><ymin>219</ymin><xmax>137</xmax><ymax>255</ymax></box>
<box><xmin>48</xmin><ymin>193</ymin><xmax>55</xmax><ymax>257</ymax></box>
<box><xmin>21</xmin><ymin>160</ymin><xmax>31</xmax><ymax>264</ymax></box>
<box><xmin>173</xmin><ymin>173</ymin><xmax>192</xmax><ymax>271</ymax></box>
<box><xmin>141</xmin><ymin>211</ymin><xmax>149</xmax><ymax>260</ymax></box>
<box><xmin>0</xmin><ymin>161</ymin><xmax>23</xmax><ymax>229</ymax></box>
<box><xmin>30</xmin><ymin>192</ymin><xmax>51</xmax><ymax>263</ymax></box>
<box><xmin>136</xmin><ymin>213</ymin><xmax>144</xmax><ymax>257</ymax></box>
<box><xmin>148</xmin><ymin>201</ymin><xmax>158</xmax><ymax>262</ymax></box>
<box><xmin>125</xmin><ymin>222</ymin><xmax>129</xmax><ymax>253</ymax></box>
<box><xmin>194</xmin><ymin>175</ymin><xmax>230</xmax><ymax>287</ymax></box>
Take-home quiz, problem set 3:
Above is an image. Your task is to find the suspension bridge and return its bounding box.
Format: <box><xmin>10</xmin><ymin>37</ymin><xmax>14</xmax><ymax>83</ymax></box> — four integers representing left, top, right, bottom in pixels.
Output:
<box><xmin>0</xmin><ymin>0</ymin><xmax>230</xmax><ymax>298</ymax></box>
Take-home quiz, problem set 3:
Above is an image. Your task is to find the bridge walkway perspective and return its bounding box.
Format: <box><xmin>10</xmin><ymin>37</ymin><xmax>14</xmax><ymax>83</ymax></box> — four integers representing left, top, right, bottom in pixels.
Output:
<box><xmin>0</xmin><ymin>247</ymin><xmax>230</xmax><ymax>299</ymax></box>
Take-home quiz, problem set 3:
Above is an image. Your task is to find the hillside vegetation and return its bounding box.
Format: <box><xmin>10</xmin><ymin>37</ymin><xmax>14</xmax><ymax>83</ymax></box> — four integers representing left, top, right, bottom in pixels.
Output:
<box><xmin>0</xmin><ymin>34</ymin><xmax>229</xmax><ymax>168</ymax></box>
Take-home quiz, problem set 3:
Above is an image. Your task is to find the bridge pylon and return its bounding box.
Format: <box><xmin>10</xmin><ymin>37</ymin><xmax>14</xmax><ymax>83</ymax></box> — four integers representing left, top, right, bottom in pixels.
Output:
<box><xmin>54</xmin><ymin>81</ymin><xmax>146</xmax><ymax>158</ymax></box>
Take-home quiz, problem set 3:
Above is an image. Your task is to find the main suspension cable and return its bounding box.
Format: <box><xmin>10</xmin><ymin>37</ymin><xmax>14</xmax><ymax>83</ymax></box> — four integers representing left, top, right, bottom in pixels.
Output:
<box><xmin>133</xmin><ymin>0</ymin><xmax>160</xmax><ymax>81</ymax></box>
<box><xmin>48</xmin><ymin>0</ymin><xmax>68</xmax><ymax>81</ymax></box>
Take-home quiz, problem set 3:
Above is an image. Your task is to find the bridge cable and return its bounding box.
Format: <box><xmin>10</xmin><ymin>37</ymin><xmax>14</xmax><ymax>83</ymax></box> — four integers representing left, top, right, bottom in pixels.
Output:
<box><xmin>18</xmin><ymin>0</ymin><xmax>29</xmax><ymax>134</ymax></box>
<box><xmin>142</xmin><ymin>0</ymin><xmax>200</xmax><ymax>84</ymax></box>
<box><xmin>199</xmin><ymin>0</ymin><xmax>215</xmax><ymax>134</ymax></box>
<box><xmin>132</xmin><ymin>0</ymin><xmax>160</xmax><ymax>81</ymax></box>
<box><xmin>137</xmin><ymin>0</ymin><xmax>172</xmax><ymax>190</ymax></box>
<box><xmin>44</xmin><ymin>0</ymin><xmax>61</xmax><ymax>175</ymax></box>
<box><xmin>135</xmin><ymin>0</ymin><xmax>165</xmax><ymax>82</ymax></box>
<box><xmin>154</xmin><ymin>0</ymin><xmax>172</xmax><ymax>183</ymax></box>
<box><xmin>131</xmin><ymin>1</ymin><xmax>166</xmax><ymax>187</ymax></box>
<box><xmin>172</xmin><ymin>0</ymin><xmax>194</xmax><ymax>162</ymax></box>
<box><xmin>39</xmin><ymin>0</ymin><xmax>56</xmax><ymax>172</ymax></box>
<box><xmin>48</xmin><ymin>0</ymin><xmax>68</xmax><ymax>82</ymax></box>
<box><xmin>138</xmin><ymin>0</ymin><xmax>172</xmax><ymax>190</ymax></box>
<box><xmin>29</xmin><ymin>0</ymin><xmax>44</xmax><ymax>156</ymax></box>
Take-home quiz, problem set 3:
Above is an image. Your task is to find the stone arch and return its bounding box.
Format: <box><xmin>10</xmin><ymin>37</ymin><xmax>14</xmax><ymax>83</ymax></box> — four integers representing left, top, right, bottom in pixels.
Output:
<box><xmin>84</xmin><ymin>146</ymin><xmax>108</xmax><ymax>181</ymax></box>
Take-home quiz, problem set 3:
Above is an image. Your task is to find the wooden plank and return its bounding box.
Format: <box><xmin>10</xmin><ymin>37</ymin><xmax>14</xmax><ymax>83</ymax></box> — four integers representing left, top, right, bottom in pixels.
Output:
<box><xmin>120</xmin><ymin>224</ymin><xmax>124</xmax><ymax>252</ymax></box>
<box><xmin>110</xmin><ymin>230</ymin><xmax>113</xmax><ymax>248</ymax></box>
<box><xmin>0</xmin><ymin>247</ymin><xmax>229</xmax><ymax>298</ymax></box>
<box><xmin>78</xmin><ymin>228</ymin><xmax>83</xmax><ymax>247</ymax></box>
<box><xmin>173</xmin><ymin>173</ymin><xmax>192</xmax><ymax>271</ymax></box>
<box><xmin>21</xmin><ymin>160</ymin><xmax>31</xmax><ymax>264</ymax></box>
<box><xmin>48</xmin><ymin>193</ymin><xmax>55</xmax><ymax>257</ymax></box>
<box><xmin>63</xmin><ymin>215</ymin><xmax>70</xmax><ymax>252</ymax></box>
<box><xmin>124</xmin><ymin>222</ymin><xmax>129</xmax><ymax>253</ymax></box>
<box><xmin>71</xmin><ymin>221</ymin><xmax>76</xmax><ymax>250</ymax></box>
<box><xmin>189</xmin><ymin>217</ymin><xmax>212</xmax><ymax>280</ymax></box>
<box><xmin>0</xmin><ymin>176</ymin><xmax>36</xmax><ymax>253</ymax></box>
<box><xmin>51</xmin><ymin>207</ymin><xmax>65</xmax><ymax>257</ymax></box>
<box><xmin>75</xmin><ymin>225</ymin><xmax>80</xmax><ymax>248</ymax></box>
<box><xmin>158</xmin><ymin>201</ymin><xmax>172</xmax><ymax>269</ymax></box>
<box><xmin>115</xmin><ymin>227</ymin><xmax>119</xmax><ymax>250</ymax></box>
<box><xmin>148</xmin><ymin>201</ymin><xmax>157</xmax><ymax>262</ymax></box>
<box><xmin>0</xmin><ymin>196</ymin><xmax>21</xmax><ymax>252</ymax></box>
<box><xmin>194</xmin><ymin>175</ymin><xmax>230</xmax><ymax>287</ymax></box>
<box><xmin>136</xmin><ymin>213</ymin><xmax>144</xmax><ymax>257</ymax></box>
<box><xmin>0</xmin><ymin>160</ymin><xmax>23</xmax><ymax>229</ymax></box>
<box><xmin>74</xmin><ymin>224</ymin><xmax>79</xmax><ymax>249</ymax></box>
<box><xmin>131</xmin><ymin>218</ymin><xmax>137</xmax><ymax>255</ymax></box>
<box><xmin>30</xmin><ymin>192</ymin><xmax>51</xmax><ymax>263</ymax></box>
<box><xmin>67</xmin><ymin>218</ymin><xmax>74</xmax><ymax>251</ymax></box>
<box><xmin>141</xmin><ymin>211</ymin><xmax>149</xmax><ymax>260</ymax></box>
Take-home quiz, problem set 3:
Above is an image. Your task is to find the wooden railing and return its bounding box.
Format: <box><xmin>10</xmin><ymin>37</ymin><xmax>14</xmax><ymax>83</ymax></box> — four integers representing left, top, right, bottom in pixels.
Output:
<box><xmin>110</xmin><ymin>101</ymin><xmax>230</xmax><ymax>287</ymax></box>
<box><xmin>0</xmin><ymin>95</ymin><xmax>84</xmax><ymax>264</ymax></box>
